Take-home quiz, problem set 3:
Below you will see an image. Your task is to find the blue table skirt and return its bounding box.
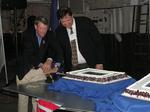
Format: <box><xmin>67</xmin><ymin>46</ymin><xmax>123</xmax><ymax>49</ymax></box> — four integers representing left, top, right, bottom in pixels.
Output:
<box><xmin>47</xmin><ymin>78</ymin><xmax>149</xmax><ymax>112</ymax></box>
<box><xmin>112</xmin><ymin>90</ymin><xmax>150</xmax><ymax>112</ymax></box>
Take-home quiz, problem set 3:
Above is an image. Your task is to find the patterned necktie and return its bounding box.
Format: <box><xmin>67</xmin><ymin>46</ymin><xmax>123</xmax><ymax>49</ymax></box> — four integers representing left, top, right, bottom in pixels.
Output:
<box><xmin>70</xmin><ymin>27</ymin><xmax>73</xmax><ymax>34</ymax></box>
<box><xmin>40</xmin><ymin>39</ymin><xmax>45</xmax><ymax>48</ymax></box>
<box><xmin>70</xmin><ymin>39</ymin><xmax>78</xmax><ymax>66</ymax></box>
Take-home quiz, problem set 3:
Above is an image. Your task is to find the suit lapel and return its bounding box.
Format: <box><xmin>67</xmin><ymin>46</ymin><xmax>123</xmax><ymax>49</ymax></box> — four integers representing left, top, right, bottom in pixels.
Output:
<box><xmin>61</xmin><ymin>27</ymin><xmax>70</xmax><ymax>46</ymax></box>
<box><xmin>74</xmin><ymin>18</ymin><xmax>82</xmax><ymax>51</ymax></box>
<box><xmin>40</xmin><ymin>38</ymin><xmax>45</xmax><ymax>48</ymax></box>
<box><xmin>31</xmin><ymin>33</ymin><xmax>39</xmax><ymax>50</ymax></box>
<box><xmin>75</xmin><ymin>18</ymin><xmax>80</xmax><ymax>38</ymax></box>
<box><xmin>39</xmin><ymin>36</ymin><xmax>47</xmax><ymax>59</ymax></box>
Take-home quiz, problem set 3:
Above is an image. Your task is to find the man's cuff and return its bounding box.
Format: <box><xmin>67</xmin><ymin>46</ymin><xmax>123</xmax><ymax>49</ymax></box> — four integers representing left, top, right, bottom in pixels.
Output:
<box><xmin>54</xmin><ymin>62</ymin><xmax>61</xmax><ymax>68</ymax></box>
<box><xmin>38</xmin><ymin>63</ymin><xmax>43</xmax><ymax>68</ymax></box>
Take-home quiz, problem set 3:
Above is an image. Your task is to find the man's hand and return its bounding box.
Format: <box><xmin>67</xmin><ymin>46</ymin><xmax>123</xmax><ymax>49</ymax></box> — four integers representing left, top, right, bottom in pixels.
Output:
<box><xmin>41</xmin><ymin>58</ymin><xmax>53</xmax><ymax>73</ymax></box>
<box><xmin>41</xmin><ymin>62</ymin><xmax>51</xmax><ymax>73</ymax></box>
<box><xmin>95</xmin><ymin>64</ymin><xmax>103</xmax><ymax>70</ymax></box>
<box><xmin>45</xmin><ymin>67</ymin><xmax>58</xmax><ymax>77</ymax></box>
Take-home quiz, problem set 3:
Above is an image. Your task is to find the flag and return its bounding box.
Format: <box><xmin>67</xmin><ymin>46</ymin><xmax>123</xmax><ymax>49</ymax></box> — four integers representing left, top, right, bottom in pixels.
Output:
<box><xmin>50</xmin><ymin>0</ymin><xmax>59</xmax><ymax>31</ymax></box>
<box><xmin>36</xmin><ymin>99</ymin><xmax>62</xmax><ymax>112</ymax></box>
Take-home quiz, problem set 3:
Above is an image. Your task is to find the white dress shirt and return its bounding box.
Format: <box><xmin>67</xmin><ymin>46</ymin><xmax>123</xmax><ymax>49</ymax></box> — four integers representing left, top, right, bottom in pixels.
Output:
<box><xmin>67</xmin><ymin>18</ymin><xmax>86</xmax><ymax>64</ymax></box>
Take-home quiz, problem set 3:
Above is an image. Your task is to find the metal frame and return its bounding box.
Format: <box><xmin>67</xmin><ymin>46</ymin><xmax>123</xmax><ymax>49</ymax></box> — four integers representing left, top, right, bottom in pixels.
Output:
<box><xmin>0</xmin><ymin>1</ymin><xmax>8</xmax><ymax>84</ymax></box>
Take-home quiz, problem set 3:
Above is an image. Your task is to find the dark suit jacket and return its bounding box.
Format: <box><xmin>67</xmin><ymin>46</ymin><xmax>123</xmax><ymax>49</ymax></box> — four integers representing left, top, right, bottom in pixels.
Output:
<box><xmin>56</xmin><ymin>17</ymin><xmax>104</xmax><ymax>72</ymax></box>
<box><xmin>18</xmin><ymin>28</ymin><xmax>62</xmax><ymax>80</ymax></box>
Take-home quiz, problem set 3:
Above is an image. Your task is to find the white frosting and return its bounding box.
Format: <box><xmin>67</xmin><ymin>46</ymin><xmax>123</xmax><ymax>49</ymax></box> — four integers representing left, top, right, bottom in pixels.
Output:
<box><xmin>122</xmin><ymin>73</ymin><xmax>150</xmax><ymax>101</ymax></box>
<box><xmin>63</xmin><ymin>68</ymin><xmax>130</xmax><ymax>84</ymax></box>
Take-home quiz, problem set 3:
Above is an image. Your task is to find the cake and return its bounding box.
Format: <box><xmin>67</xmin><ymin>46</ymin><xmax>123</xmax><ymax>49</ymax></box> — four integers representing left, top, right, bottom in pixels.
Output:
<box><xmin>63</xmin><ymin>68</ymin><xmax>130</xmax><ymax>84</ymax></box>
<box><xmin>122</xmin><ymin>73</ymin><xmax>150</xmax><ymax>101</ymax></box>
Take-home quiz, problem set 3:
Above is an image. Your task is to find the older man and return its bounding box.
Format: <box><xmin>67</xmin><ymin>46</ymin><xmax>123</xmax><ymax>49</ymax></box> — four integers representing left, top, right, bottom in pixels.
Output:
<box><xmin>17</xmin><ymin>16</ymin><xmax>62</xmax><ymax>112</ymax></box>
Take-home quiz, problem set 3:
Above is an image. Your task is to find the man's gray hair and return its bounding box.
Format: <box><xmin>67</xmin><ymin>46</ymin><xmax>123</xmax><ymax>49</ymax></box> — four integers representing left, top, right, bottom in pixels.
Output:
<box><xmin>34</xmin><ymin>16</ymin><xmax>48</xmax><ymax>25</ymax></box>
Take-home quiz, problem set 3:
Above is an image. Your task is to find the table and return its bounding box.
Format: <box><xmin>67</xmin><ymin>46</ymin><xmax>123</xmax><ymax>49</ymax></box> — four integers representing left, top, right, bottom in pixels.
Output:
<box><xmin>47</xmin><ymin>78</ymin><xmax>135</xmax><ymax>112</ymax></box>
<box><xmin>3</xmin><ymin>80</ymin><xmax>95</xmax><ymax>112</ymax></box>
<box><xmin>4</xmin><ymin>77</ymin><xmax>140</xmax><ymax>112</ymax></box>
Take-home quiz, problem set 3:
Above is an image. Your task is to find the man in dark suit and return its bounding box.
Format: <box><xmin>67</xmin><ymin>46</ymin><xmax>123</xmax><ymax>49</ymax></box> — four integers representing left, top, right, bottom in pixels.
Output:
<box><xmin>17</xmin><ymin>16</ymin><xmax>62</xmax><ymax>112</ymax></box>
<box><xmin>18</xmin><ymin>16</ymin><xmax>62</xmax><ymax>80</ymax></box>
<box><xmin>56</xmin><ymin>7</ymin><xmax>104</xmax><ymax>72</ymax></box>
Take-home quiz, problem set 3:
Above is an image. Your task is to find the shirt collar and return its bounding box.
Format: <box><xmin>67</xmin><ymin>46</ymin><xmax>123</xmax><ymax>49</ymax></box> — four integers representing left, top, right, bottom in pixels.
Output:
<box><xmin>36</xmin><ymin>32</ymin><xmax>42</xmax><ymax>46</ymax></box>
<box><xmin>72</xmin><ymin>18</ymin><xmax>75</xmax><ymax>30</ymax></box>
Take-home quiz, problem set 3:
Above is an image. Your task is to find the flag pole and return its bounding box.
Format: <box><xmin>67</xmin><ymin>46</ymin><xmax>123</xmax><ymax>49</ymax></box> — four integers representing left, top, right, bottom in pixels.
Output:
<box><xmin>50</xmin><ymin>0</ymin><xmax>59</xmax><ymax>31</ymax></box>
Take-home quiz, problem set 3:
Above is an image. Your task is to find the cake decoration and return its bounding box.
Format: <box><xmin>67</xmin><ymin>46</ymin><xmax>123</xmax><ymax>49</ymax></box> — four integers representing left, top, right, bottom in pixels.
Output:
<box><xmin>122</xmin><ymin>73</ymin><xmax>150</xmax><ymax>101</ymax></box>
<box><xmin>63</xmin><ymin>68</ymin><xmax>130</xmax><ymax>84</ymax></box>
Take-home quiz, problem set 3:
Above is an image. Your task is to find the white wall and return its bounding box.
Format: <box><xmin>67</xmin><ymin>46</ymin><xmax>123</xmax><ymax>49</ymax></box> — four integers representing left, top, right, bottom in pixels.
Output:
<box><xmin>85</xmin><ymin>0</ymin><xmax>131</xmax><ymax>9</ymax></box>
<box><xmin>1</xmin><ymin>1</ymin><xmax>51</xmax><ymax>33</ymax></box>
<box><xmin>1</xmin><ymin>0</ymin><xmax>149</xmax><ymax>33</ymax></box>
<box><xmin>26</xmin><ymin>2</ymin><xmax>51</xmax><ymax>21</ymax></box>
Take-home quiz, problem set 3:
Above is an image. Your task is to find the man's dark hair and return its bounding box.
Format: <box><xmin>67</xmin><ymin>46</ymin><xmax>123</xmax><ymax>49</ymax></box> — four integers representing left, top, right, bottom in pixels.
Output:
<box><xmin>57</xmin><ymin>7</ymin><xmax>72</xmax><ymax>20</ymax></box>
<box><xmin>34</xmin><ymin>16</ymin><xmax>48</xmax><ymax>25</ymax></box>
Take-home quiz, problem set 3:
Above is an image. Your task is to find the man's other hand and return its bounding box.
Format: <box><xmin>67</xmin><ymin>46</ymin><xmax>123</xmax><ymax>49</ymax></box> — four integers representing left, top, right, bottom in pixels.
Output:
<box><xmin>95</xmin><ymin>64</ymin><xmax>103</xmax><ymax>70</ymax></box>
